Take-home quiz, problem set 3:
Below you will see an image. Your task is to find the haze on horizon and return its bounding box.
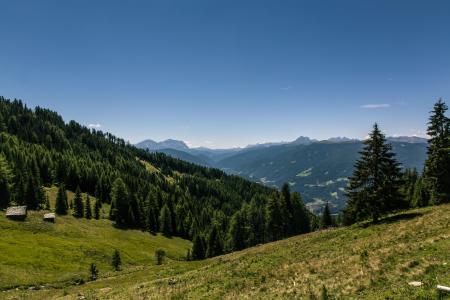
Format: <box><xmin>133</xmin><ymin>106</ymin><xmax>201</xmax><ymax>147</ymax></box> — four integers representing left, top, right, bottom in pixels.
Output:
<box><xmin>1</xmin><ymin>0</ymin><xmax>449</xmax><ymax>149</ymax></box>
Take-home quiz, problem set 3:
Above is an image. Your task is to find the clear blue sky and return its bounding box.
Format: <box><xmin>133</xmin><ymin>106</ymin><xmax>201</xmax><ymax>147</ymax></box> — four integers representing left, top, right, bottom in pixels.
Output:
<box><xmin>1</xmin><ymin>0</ymin><xmax>449</xmax><ymax>148</ymax></box>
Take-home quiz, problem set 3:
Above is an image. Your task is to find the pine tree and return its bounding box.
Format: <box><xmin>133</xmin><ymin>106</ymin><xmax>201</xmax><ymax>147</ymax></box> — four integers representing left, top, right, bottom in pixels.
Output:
<box><xmin>72</xmin><ymin>186</ymin><xmax>84</xmax><ymax>218</ymax></box>
<box><xmin>227</xmin><ymin>210</ymin><xmax>246</xmax><ymax>251</ymax></box>
<box><xmin>281</xmin><ymin>183</ymin><xmax>294</xmax><ymax>235</ymax></box>
<box><xmin>265</xmin><ymin>191</ymin><xmax>284</xmax><ymax>241</ymax></box>
<box><xmin>112</xmin><ymin>249</ymin><xmax>121</xmax><ymax>271</ymax></box>
<box><xmin>94</xmin><ymin>198</ymin><xmax>101</xmax><ymax>219</ymax></box>
<box><xmin>0</xmin><ymin>154</ymin><xmax>12</xmax><ymax>209</ymax></box>
<box><xmin>191</xmin><ymin>234</ymin><xmax>205</xmax><ymax>260</ymax></box>
<box><xmin>345</xmin><ymin>124</ymin><xmax>405</xmax><ymax>223</ymax></box>
<box><xmin>423</xmin><ymin>99</ymin><xmax>450</xmax><ymax>204</ymax></box>
<box><xmin>89</xmin><ymin>263</ymin><xmax>99</xmax><ymax>281</ymax></box>
<box><xmin>55</xmin><ymin>183</ymin><xmax>68</xmax><ymax>215</ymax></box>
<box><xmin>321</xmin><ymin>203</ymin><xmax>333</xmax><ymax>228</ymax></box>
<box><xmin>412</xmin><ymin>178</ymin><xmax>429</xmax><ymax>207</ymax></box>
<box><xmin>159</xmin><ymin>204</ymin><xmax>172</xmax><ymax>236</ymax></box>
<box><xmin>291</xmin><ymin>192</ymin><xmax>311</xmax><ymax>234</ymax></box>
<box><xmin>206</xmin><ymin>224</ymin><xmax>223</xmax><ymax>258</ymax></box>
<box><xmin>85</xmin><ymin>195</ymin><xmax>92</xmax><ymax>219</ymax></box>
<box><xmin>110</xmin><ymin>178</ymin><xmax>129</xmax><ymax>226</ymax></box>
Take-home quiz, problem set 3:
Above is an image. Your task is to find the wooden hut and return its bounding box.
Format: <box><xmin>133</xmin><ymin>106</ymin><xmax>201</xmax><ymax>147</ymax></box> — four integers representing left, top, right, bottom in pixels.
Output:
<box><xmin>5</xmin><ymin>206</ymin><xmax>27</xmax><ymax>221</ymax></box>
<box><xmin>43</xmin><ymin>213</ymin><xmax>56</xmax><ymax>223</ymax></box>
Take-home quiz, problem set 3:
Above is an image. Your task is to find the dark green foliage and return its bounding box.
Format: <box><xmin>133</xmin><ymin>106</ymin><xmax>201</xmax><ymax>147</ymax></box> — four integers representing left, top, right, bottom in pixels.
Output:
<box><xmin>206</xmin><ymin>224</ymin><xmax>223</xmax><ymax>258</ymax></box>
<box><xmin>72</xmin><ymin>186</ymin><xmax>84</xmax><ymax>218</ymax></box>
<box><xmin>423</xmin><ymin>99</ymin><xmax>450</xmax><ymax>204</ymax></box>
<box><xmin>412</xmin><ymin>178</ymin><xmax>429</xmax><ymax>207</ymax></box>
<box><xmin>226</xmin><ymin>210</ymin><xmax>246</xmax><ymax>251</ymax></box>
<box><xmin>110</xmin><ymin>178</ymin><xmax>129</xmax><ymax>226</ymax></box>
<box><xmin>186</xmin><ymin>249</ymin><xmax>191</xmax><ymax>261</ymax></box>
<box><xmin>321</xmin><ymin>203</ymin><xmax>333</xmax><ymax>228</ymax></box>
<box><xmin>265</xmin><ymin>192</ymin><xmax>284</xmax><ymax>241</ymax></box>
<box><xmin>94</xmin><ymin>198</ymin><xmax>101</xmax><ymax>219</ymax></box>
<box><xmin>159</xmin><ymin>204</ymin><xmax>172</xmax><ymax>237</ymax></box>
<box><xmin>112</xmin><ymin>249</ymin><xmax>121</xmax><ymax>271</ymax></box>
<box><xmin>89</xmin><ymin>263</ymin><xmax>98</xmax><ymax>281</ymax></box>
<box><xmin>321</xmin><ymin>285</ymin><xmax>330</xmax><ymax>300</ymax></box>
<box><xmin>85</xmin><ymin>195</ymin><xmax>92</xmax><ymax>219</ymax></box>
<box><xmin>0</xmin><ymin>154</ymin><xmax>12</xmax><ymax>209</ymax></box>
<box><xmin>345</xmin><ymin>124</ymin><xmax>405</xmax><ymax>223</ymax></box>
<box><xmin>154</xmin><ymin>249</ymin><xmax>165</xmax><ymax>265</ymax></box>
<box><xmin>55</xmin><ymin>184</ymin><xmax>68</xmax><ymax>215</ymax></box>
<box><xmin>191</xmin><ymin>234</ymin><xmax>206</xmax><ymax>260</ymax></box>
<box><xmin>44</xmin><ymin>194</ymin><xmax>51</xmax><ymax>210</ymax></box>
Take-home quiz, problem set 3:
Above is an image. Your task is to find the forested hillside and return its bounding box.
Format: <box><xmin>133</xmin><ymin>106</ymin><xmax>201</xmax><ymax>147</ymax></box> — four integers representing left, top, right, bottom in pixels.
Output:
<box><xmin>0</xmin><ymin>96</ymin><xmax>313</xmax><ymax>257</ymax></box>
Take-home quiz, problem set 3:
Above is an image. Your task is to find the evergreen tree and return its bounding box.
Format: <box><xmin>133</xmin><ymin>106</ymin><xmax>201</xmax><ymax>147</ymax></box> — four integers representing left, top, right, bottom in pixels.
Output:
<box><xmin>345</xmin><ymin>124</ymin><xmax>405</xmax><ymax>223</ymax></box>
<box><xmin>72</xmin><ymin>186</ymin><xmax>84</xmax><ymax>218</ymax></box>
<box><xmin>0</xmin><ymin>154</ymin><xmax>12</xmax><ymax>209</ymax></box>
<box><xmin>94</xmin><ymin>198</ymin><xmax>101</xmax><ymax>219</ymax></box>
<box><xmin>206</xmin><ymin>224</ymin><xmax>223</xmax><ymax>258</ymax></box>
<box><xmin>412</xmin><ymin>178</ymin><xmax>429</xmax><ymax>207</ymax></box>
<box><xmin>423</xmin><ymin>99</ymin><xmax>450</xmax><ymax>204</ymax></box>
<box><xmin>321</xmin><ymin>203</ymin><xmax>333</xmax><ymax>228</ymax></box>
<box><xmin>112</xmin><ymin>249</ymin><xmax>121</xmax><ymax>271</ymax></box>
<box><xmin>281</xmin><ymin>183</ymin><xmax>294</xmax><ymax>234</ymax></box>
<box><xmin>191</xmin><ymin>234</ymin><xmax>205</xmax><ymax>260</ymax></box>
<box><xmin>265</xmin><ymin>191</ymin><xmax>284</xmax><ymax>241</ymax></box>
<box><xmin>85</xmin><ymin>195</ymin><xmax>92</xmax><ymax>219</ymax></box>
<box><xmin>89</xmin><ymin>263</ymin><xmax>99</xmax><ymax>281</ymax></box>
<box><xmin>159</xmin><ymin>204</ymin><xmax>172</xmax><ymax>236</ymax></box>
<box><xmin>110</xmin><ymin>178</ymin><xmax>129</xmax><ymax>226</ymax></box>
<box><xmin>291</xmin><ymin>192</ymin><xmax>311</xmax><ymax>234</ymax></box>
<box><xmin>55</xmin><ymin>183</ymin><xmax>68</xmax><ymax>215</ymax></box>
<box><xmin>227</xmin><ymin>210</ymin><xmax>246</xmax><ymax>251</ymax></box>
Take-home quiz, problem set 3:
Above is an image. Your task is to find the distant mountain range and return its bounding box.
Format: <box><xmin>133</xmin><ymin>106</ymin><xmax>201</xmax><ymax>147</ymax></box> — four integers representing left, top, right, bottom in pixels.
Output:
<box><xmin>136</xmin><ymin>136</ymin><xmax>428</xmax><ymax>212</ymax></box>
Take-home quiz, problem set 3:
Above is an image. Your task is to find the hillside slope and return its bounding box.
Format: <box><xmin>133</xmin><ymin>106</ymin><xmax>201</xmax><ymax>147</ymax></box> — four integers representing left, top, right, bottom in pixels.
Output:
<box><xmin>6</xmin><ymin>204</ymin><xmax>449</xmax><ymax>299</ymax></box>
<box><xmin>217</xmin><ymin>141</ymin><xmax>427</xmax><ymax>212</ymax></box>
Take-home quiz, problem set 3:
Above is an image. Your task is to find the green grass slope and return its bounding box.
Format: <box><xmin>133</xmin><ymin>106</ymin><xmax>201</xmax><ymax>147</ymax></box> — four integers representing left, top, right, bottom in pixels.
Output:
<box><xmin>0</xmin><ymin>188</ymin><xmax>191</xmax><ymax>290</ymax></box>
<box><xmin>4</xmin><ymin>204</ymin><xmax>449</xmax><ymax>299</ymax></box>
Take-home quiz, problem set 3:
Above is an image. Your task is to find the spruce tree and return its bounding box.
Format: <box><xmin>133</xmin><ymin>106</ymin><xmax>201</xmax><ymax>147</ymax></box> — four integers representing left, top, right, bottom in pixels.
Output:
<box><xmin>44</xmin><ymin>194</ymin><xmax>51</xmax><ymax>210</ymax></box>
<box><xmin>110</xmin><ymin>178</ymin><xmax>129</xmax><ymax>226</ymax></box>
<box><xmin>85</xmin><ymin>195</ymin><xmax>92</xmax><ymax>219</ymax></box>
<box><xmin>89</xmin><ymin>263</ymin><xmax>99</xmax><ymax>281</ymax></box>
<box><xmin>291</xmin><ymin>192</ymin><xmax>311</xmax><ymax>234</ymax></box>
<box><xmin>191</xmin><ymin>234</ymin><xmax>205</xmax><ymax>260</ymax></box>
<box><xmin>412</xmin><ymin>178</ymin><xmax>429</xmax><ymax>207</ymax></box>
<box><xmin>227</xmin><ymin>210</ymin><xmax>246</xmax><ymax>251</ymax></box>
<box><xmin>423</xmin><ymin>99</ymin><xmax>450</xmax><ymax>204</ymax></box>
<box><xmin>321</xmin><ymin>203</ymin><xmax>333</xmax><ymax>228</ymax></box>
<box><xmin>345</xmin><ymin>124</ymin><xmax>404</xmax><ymax>223</ymax></box>
<box><xmin>159</xmin><ymin>204</ymin><xmax>172</xmax><ymax>236</ymax></box>
<box><xmin>206</xmin><ymin>224</ymin><xmax>223</xmax><ymax>258</ymax></box>
<box><xmin>55</xmin><ymin>184</ymin><xmax>68</xmax><ymax>215</ymax></box>
<box><xmin>72</xmin><ymin>186</ymin><xmax>84</xmax><ymax>218</ymax></box>
<box><xmin>94</xmin><ymin>198</ymin><xmax>101</xmax><ymax>219</ymax></box>
<box><xmin>0</xmin><ymin>154</ymin><xmax>12</xmax><ymax>209</ymax></box>
<box><xmin>265</xmin><ymin>191</ymin><xmax>284</xmax><ymax>241</ymax></box>
<box><xmin>112</xmin><ymin>249</ymin><xmax>121</xmax><ymax>271</ymax></box>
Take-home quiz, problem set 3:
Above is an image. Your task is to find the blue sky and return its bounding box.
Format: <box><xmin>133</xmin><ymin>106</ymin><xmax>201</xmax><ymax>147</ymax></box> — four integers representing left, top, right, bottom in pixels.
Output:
<box><xmin>1</xmin><ymin>0</ymin><xmax>449</xmax><ymax>148</ymax></box>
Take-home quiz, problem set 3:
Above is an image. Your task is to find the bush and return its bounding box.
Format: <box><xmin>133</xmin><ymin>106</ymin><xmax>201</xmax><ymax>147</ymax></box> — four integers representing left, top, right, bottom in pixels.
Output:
<box><xmin>155</xmin><ymin>249</ymin><xmax>166</xmax><ymax>265</ymax></box>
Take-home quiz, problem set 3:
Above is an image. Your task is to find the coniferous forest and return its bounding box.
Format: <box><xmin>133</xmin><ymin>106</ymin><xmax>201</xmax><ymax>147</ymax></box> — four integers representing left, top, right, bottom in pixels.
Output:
<box><xmin>0</xmin><ymin>96</ymin><xmax>449</xmax><ymax>260</ymax></box>
<box><xmin>0</xmin><ymin>96</ymin><xmax>312</xmax><ymax>258</ymax></box>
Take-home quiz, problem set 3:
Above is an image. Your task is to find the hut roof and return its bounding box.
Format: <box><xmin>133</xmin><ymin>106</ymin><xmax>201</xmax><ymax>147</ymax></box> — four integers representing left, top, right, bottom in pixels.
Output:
<box><xmin>43</xmin><ymin>213</ymin><xmax>55</xmax><ymax>219</ymax></box>
<box><xmin>6</xmin><ymin>206</ymin><xmax>27</xmax><ymax>217</ymax></box>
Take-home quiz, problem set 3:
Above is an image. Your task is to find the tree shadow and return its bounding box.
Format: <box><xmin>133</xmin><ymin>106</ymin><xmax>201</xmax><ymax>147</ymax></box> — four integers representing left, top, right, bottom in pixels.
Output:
<box><xmin>359</xmin><ymin>212</ymin><xmax>424</xmax><ymax>228</ymax></box>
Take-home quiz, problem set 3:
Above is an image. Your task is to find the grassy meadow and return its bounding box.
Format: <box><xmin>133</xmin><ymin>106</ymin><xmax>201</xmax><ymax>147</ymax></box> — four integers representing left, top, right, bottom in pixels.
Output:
<box><xmin>1</xmin><ymin>203</ymin><xmax>449</xmax><ymax>299</ymax></box>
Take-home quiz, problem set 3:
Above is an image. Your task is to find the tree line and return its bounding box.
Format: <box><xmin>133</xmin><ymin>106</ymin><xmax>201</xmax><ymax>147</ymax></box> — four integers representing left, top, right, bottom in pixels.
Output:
<box><xmin>0</xmin><ymin>96</ymin><xmax>313</xmax><ymax>259</ymax></box>
<box><xmin>344</xmin><ymin>99</ymin><xmax>450</xmax><ymax>223</ymax></box>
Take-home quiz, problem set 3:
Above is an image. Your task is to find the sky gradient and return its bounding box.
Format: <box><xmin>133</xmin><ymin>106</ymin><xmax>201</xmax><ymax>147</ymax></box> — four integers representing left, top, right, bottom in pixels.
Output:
<box><xmin>1</xmin><ymin>0</ymin><xmax>450</xmax><ymax>148</ymax></box>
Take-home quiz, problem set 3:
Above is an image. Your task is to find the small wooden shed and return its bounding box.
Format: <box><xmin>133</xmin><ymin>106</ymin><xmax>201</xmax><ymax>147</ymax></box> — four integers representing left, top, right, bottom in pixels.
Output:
<box><xmin>6</xmin><ymin>206</ymin><xmax>27</xmax><ymax>221</ymax></box>
<box><xmin>43</xmin><ymin>213</ymin><xmax>55</xmax><ymax>223</ymax></box>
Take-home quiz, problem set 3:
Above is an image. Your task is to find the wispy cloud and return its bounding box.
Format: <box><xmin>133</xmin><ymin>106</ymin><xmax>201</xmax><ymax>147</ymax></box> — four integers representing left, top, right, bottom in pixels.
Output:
<box><xmin>88</xmin><ymin>123</ymin><xmax>101</xmax><ymax>129</ymax></box>
<box><xmin>360</xmin><ymin>104</ymin><xmax>391</xmax><ymax>109</ymax></box>
<box><xmin>280</xmin><ymin>86</ymin><xmax>293</xmax><ymax>91</ymax></box>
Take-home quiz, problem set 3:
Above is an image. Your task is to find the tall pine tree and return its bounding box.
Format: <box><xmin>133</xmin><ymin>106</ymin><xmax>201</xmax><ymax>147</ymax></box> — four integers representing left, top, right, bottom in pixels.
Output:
<box><xmin>85</xmin><ymin>195</ymin><xmax>92</xmax><ymax>219</ymax></box>
<box><xmin>0</xmin><ymin>154</ymin><xmax>12</xmax><ymax>209</ymax></box>
<box><xmin>72</xmin><ymin>186</ymin><xmax>84</xmax><ymax>218</ymax></box>
<box><xmin>423</xmin><ymin>99</ymin><xmax>450</xmax><ymax>204</ymax></box>
<box><xmin>110</xmin><ymin>178</ymin><xmax>129</xmax><ymax>226</ymax></box>
<box><xmin>345</xmin><ymin>124</ymin><xmax>404</xmax><ymax>223</ymax></box>
<box><xmin>55</xmin><ymin>183</ymin><xmax>68</xmax><ymax>215</ymax></box>
<box><xmin>159</xmin><ymin>204</ymin><xmax>172</xmax><ymax>237</ymax></box>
